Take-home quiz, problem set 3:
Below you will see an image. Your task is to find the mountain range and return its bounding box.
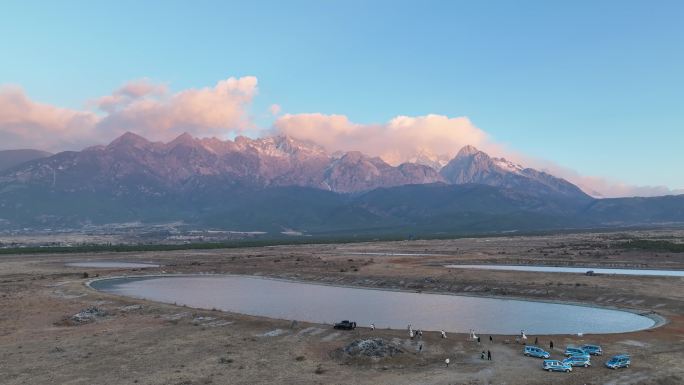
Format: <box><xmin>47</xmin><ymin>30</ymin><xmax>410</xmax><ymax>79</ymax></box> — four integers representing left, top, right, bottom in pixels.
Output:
<box><xmin>0</xmin><ymin>132</ymin><xmax>682</xmax><ymax>235</ymax></box>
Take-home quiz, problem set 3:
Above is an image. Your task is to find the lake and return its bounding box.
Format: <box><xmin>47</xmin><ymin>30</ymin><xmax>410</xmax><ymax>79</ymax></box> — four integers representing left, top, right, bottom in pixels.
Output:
<box><xmin>444</xmin><ymin>264</ymin><xmax>684</xmax><ymax>277</ymax></box>
<box><xmin>91</xmin><ymin>275</ymin><xmax>657</xmax><ymax>335</ymax></box>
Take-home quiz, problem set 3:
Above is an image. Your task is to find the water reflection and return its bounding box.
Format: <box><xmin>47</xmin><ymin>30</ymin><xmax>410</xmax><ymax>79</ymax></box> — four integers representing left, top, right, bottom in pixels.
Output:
<box><xmin>92</xmin><ymin>275</ymin><xmax>656</xmax><ymax>335</ymax></box>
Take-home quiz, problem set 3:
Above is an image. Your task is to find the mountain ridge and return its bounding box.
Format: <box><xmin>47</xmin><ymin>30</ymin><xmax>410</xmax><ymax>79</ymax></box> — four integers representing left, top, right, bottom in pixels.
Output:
<box><xmin>0</xmin><ymin>149</ymin><xmax>53</xmax><ymax>172</ymax></box>
<box><xmin>0</xmin><ymin>132</ymin><xmax>682</xmax><ymax>233</ymax></box>
<box><xmin>0</xmin><ymin>132</ymin><xmax>586</xmax><ymax>196</ymax></box>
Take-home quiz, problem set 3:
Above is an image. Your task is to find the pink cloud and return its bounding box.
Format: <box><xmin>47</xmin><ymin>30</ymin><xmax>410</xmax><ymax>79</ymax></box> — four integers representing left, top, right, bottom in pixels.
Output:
<box><xmin>0</xmin><ymin>78</ymin><xmax>679</xmax><ymax>198</ymax></box>
<box><xmin>97</xmin><ymin>76</ymin><xmax>258</xmax><ymax>140</ymax></box>
<box><xmin>536</xmin><ymin>166</ymin><xmax>684</xmax><ymax>198</ymax></box>
<box><xmin>269</xmin><ymin>104</ymin><xmax>282</xmax><ymax>116</ymax></box>
<box><xmin>0</xmin><ymin>86</ymin><xmax>99</xmax><ymax>151</ymax></box>
<box><xmin>275</xmin><ymin>113</ymin><xmax>491</xmax><ymax>166</ymax></box>
<box><xmin>95</xmin><ymin>78</ymin><xmax>168</xmax><ymax>113</ymax></box>
<box><xmin>0</xmin><ymin>76</ymin><xmax>258</xmax><ymax>152</ymax></box>
<box><xmin>274</xmin><ymin>112</ymin><xmax>682</xmax><ymax>198</ymax></box>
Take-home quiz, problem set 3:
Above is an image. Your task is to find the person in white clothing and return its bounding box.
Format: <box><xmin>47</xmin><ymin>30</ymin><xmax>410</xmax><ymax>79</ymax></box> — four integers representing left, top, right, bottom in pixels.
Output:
<box><xmin>445</xmin><ymin>358</ymin><xmax>450</xmax><ymax>368</ymax></box>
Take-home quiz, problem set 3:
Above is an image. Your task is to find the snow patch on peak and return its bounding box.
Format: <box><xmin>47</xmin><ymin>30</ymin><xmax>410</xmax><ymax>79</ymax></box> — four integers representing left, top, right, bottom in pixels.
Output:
<box><xmin>493</xmin><ymin>157</ymin><xmax>524</xmax><ymax>174</ymax></box>
<box><xmin>456</xmin><ymin>145</ymin><xmax>481</xmax><ymax>157</ymax></box>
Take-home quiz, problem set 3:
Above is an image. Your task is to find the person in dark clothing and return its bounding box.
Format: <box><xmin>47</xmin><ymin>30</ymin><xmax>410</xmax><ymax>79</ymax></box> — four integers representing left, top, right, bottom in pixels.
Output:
<box><xmin>534</xmin><ymin>337</ymin><xmax>538</xmax><ymax>345</ymax></box>
<box><xmin>550</xmin><ymin>340</ymin><xmax>554</xmax><ymax>349</ymax></box>
<box><xmin>480</xmin><ymin>351</ymin><xmax>485</xmax><ymax>360</ymax></box>
<box><xmin>477</xmin><ymin>336</ymin><xmax>481</xmax><ymax>344</ymax></box>
<box><xmin>487</xmin><ymin>350</ymin><xmax>491</xmax><ymax>361</ymax></box>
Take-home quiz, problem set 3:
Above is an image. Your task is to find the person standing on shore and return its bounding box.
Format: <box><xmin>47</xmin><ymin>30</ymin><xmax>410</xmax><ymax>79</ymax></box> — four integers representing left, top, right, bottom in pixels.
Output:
<box><xmin>550</xmin><ymin>340</ymin><xmax>554</xmax><ymax>349</ymax></box>
<box><xmin>370</xmin><ymin>323</ymin><xmax>375</xmax><ymax>331</ymax></box>
<box><xmin>487</xmin><ymin>350</ymin><xmax>492</xmax><ymax>361</ymax></box>
<box><xmin>445</xmin><ymin>358</ymin><xmax>450</xmax><ymax>367</ymax></box>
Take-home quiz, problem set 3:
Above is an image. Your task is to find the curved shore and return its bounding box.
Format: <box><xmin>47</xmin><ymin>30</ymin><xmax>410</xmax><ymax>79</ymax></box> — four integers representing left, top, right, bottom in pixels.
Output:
<box><xmin>86</xmin><ymin>273</ymin><xmax>666</xmax><ymax>334</ymax></box>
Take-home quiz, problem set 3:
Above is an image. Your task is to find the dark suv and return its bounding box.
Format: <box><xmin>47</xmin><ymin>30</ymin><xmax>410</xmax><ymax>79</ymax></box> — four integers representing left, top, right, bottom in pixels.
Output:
<box><xmin>333</xmin><ymin>320</ymin><xmax>357</xmax><ymax>330</ymax></box>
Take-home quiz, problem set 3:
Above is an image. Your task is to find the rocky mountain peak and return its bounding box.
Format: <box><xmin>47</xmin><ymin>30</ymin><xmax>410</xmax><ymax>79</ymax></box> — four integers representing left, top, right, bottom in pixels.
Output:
<box><xmin>456</xmin><ymin>145</ymin><xmax>482</xmax><ymax>158</ymax></box>
<box><xmin>168</xmin><ymin>132</ymin><xmax>196</xmax><ymax>147</ymax></box>
<box><xmin>0</xmin><ymin>132</ymin><xmax>589</xmax><ymax>199</ymax></box>
<box><xmin>107</xmin><ymin>131</ymin><xmax>151</xmax><ymax>149</ymax></box>
<box><xmin>441</xmin><ymin>146</ymin><xmax>589</xmax><ymax>199</ymax></box>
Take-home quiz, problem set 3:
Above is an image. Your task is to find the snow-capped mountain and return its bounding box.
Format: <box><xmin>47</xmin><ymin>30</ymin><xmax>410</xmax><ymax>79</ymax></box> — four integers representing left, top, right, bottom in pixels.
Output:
<box><xmin>440</xmin><ymin>145</ymin><xmax>589</xmax><ymax>199</ymax></box>
<box><xmin>0</xmin><ymin>132</ymin><xmax>442</xmax><ymax>194</ymax></box>
<box><xmin>1</xmin><ymin>133</ymin><xmax>682</xmax><ymax>231</ymax></box>
<box><xmin>0</xmin><ymin>133</ymin><xmax>590</xmax><ymax>197</ymax></box>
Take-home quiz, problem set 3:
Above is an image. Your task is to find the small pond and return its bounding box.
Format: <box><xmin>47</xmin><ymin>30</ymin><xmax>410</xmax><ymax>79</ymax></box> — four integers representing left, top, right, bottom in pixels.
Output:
<box><xmin>91</xmin><ymin>275</ymin><xmax>657</xmax><ymax>335</ymax></box>
<box><xmin>444</xmin><ymin>264</ymin><xmax>684</xmax><ymax>277</ymax></box>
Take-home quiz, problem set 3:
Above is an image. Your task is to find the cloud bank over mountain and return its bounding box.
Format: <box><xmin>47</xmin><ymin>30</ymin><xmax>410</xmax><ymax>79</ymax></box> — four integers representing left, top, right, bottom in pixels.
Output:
<box><xmin>274</xmin><ymin>113</ymin><xmax>494</xmax><ymax>167</ymax></box>
<box><xmin>0</xmin><ymin>75</ymin><xmax>680</xmax><ymax>198</ymax></box>
<box><xmin>0</xmin><ymin>76</ymin><xmax>257</xmax><ymax>151</ymax></box>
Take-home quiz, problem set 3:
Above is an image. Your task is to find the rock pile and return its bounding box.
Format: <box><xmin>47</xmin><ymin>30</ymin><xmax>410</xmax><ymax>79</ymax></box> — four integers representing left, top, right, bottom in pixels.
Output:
<box><xmin>70</xmin><ymin>306</ymin><xmax>108</xmax><ymax>324</ymax></box>
<box><xmin>342</xmin><ymin>338</ymin><xmax>403</xmax><ymax>358</ymax></box>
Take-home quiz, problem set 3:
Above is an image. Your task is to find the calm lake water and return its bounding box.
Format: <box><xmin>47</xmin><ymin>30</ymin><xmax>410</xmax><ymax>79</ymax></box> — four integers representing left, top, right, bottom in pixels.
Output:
<box><xmin>91</xmin><ymin>275</ymin><xmax>656</xmax><ymax>335</ymax></box>
<box><xmin>67</xmin><ymin>262</ymin><xmax>160</xmax><ymax>268</ymax></box>
<box><xmin>444</xmin><ymin>264</ymin><xmax>684</xmax><ymax>277</ymax></box>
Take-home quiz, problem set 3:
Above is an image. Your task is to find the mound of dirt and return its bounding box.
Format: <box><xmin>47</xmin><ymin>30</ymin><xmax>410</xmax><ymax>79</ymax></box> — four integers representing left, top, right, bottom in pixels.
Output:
<box><xmin>341</xmin><ymin>339</ymin><xmax>403</xmax><ymax>358</ymax></box>
<box><xmin>70</xmin><ymin>306</ymin><xmax>108</xmax><ymax>324</ymax></box>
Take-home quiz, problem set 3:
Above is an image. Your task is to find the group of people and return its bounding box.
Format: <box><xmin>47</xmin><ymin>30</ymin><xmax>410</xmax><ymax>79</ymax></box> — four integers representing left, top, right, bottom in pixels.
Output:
<box><xmin>517</xmin><ymin>329</ymin><xmax>555</xmax><ymax>350</ymax></box>
<box><xmin>366</xmin><ymin>323</ymin><xmax>503</xmax><ymax>367</ymax></box>
<box><xmin>361</xmin><ymin>323</ymin><xmax>565</xmax><ymax>369</ymax></box>
<box><xmin>369</xmin><ymin>323</ymin><xmax>447</xmax><ymax>341</ymax></box>
<box><xmin>480</xmin><ymin>350</ymin><xmax>492</xmax><ymax>360</ymax></box>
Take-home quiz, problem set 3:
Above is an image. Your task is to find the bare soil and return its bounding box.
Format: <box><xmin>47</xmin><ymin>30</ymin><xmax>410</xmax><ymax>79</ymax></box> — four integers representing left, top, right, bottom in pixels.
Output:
<box><xmin>1</xmin><ymin>230</ymin><xmax>683</xmax><ymax>384</ymax></box>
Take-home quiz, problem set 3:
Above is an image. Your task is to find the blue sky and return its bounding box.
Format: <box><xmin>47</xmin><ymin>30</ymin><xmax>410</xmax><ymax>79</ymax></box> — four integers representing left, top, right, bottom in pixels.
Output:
<box><xmin>0</xmin><ymin>0</ymin><xmax>682</xmax><ymax>192</ymax></box>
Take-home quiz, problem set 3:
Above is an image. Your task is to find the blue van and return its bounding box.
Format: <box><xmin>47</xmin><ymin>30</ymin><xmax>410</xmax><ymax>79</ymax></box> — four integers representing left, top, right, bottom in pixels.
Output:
<box><xmin>564</xmin><ymin>346</ymin><xmax>587</xmax><ymax>357</ymax></box>
<box><xmin>543</xmin><ymin>360</ymin><xmax>572</xmax><ymax>372</ymax></box>
<box><xmin>524</xmin><ymin>346</ymin><xmax>551</xmax><ymax>359</ymax></box>
<box><xmin>605</xmin><ymin>354</ymin><xmax>631</xmax><ymax>369</ymax></box>
<box><xmin>580</xmin><ymin>344</ymin><xmax>603</xmax><ymax>356</ymax></box>
<box><xmin>563</xmin><ymin>355</ymin><xmax>591</xmax><ymax>368</ymax></box>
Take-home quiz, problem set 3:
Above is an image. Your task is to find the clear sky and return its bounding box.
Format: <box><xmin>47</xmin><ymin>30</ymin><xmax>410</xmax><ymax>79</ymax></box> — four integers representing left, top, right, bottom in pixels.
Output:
<box><xmin>1</xmin><ymin>0</ymin><xmax>682</xmax><ymax>194</ymax></box>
